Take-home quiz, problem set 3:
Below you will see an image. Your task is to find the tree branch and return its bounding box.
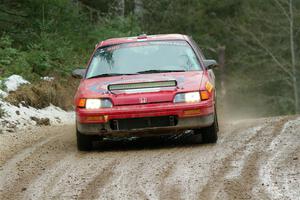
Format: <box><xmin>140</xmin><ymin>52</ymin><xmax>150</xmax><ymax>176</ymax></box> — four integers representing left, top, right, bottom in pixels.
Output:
<box><xmin>239</xmin><ymin>25</ymin><xmax>293</xmax><ymax>78</ymax></box>
<box><xmin>0</xmin><ymin>8</ymin><xmax>27</xmax><ymax>18</ymax></box>
<box><xmin>273</xmin><ymin>0</ymin><xmax>290</xmax><ymax>21</ymax></box>
<box><xmin>0</xmin><ymin>18</ymin><xmax>22</xmax><ymax>25</ymax></box>
<box><xmin>218</xmin><ymin>19</ymin><xmax>292</xmax><ymax>78</ymax></box>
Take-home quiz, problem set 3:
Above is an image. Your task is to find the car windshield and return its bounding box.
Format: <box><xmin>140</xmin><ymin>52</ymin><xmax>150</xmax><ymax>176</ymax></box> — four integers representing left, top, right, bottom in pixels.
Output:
<box><xmin>86</xmin><ymin>40</ymin><xmax>202</xmax><ymax>79</ymax></box>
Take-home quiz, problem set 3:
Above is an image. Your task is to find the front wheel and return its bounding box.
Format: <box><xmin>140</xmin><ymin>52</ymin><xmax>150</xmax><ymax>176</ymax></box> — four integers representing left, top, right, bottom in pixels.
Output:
<box><xmin>76</xmin><ymin>130</ymin><xmax>94</xmax><ymax>151</ymax></box>
<box><xmin>201</xmin><ymin>113</ymin><xmax>218</xmax><ymax>143</ymax></box>
<box><xmin>190</xmin><ymin>112</ymin><xmax>218</xmax><ymax>144</ymax></box>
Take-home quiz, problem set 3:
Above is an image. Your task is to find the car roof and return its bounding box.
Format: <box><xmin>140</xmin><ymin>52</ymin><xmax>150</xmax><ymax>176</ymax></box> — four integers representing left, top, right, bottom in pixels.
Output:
<box><xmin>97</xmin><ymin>34</ymin><xmax>189</xmax><ymax>48</ymax></box>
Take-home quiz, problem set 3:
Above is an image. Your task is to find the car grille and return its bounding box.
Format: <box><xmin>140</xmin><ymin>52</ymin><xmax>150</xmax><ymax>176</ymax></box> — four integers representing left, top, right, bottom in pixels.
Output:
<box><xmin>110</xmin><ymin>116</ymin><xmax>177</xmax><ymax>131</ymax></box>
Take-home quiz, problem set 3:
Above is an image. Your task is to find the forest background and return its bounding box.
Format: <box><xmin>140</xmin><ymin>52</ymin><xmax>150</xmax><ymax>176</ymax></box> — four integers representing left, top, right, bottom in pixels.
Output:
<box><xmin>1</xmin><ymin>0</ymin><xmax>299</xmax><ymax>117</ymax></box>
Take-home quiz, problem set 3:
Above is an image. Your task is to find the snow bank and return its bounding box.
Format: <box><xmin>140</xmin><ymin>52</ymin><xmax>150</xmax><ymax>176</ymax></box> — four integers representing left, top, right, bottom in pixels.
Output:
<box><xmin>3</xmin><ymin>75</ymin><xmax>30</xmax><ymax>92</ymax></box>
<box><xmin>0</xmin><ymin>75</ymin><xmax>75</xmax><ymax>133</ymax></box>
<box><xmin>0</xmin><ymin>100</ymin><xmax>74</xmax><ymax>133</ymax></box>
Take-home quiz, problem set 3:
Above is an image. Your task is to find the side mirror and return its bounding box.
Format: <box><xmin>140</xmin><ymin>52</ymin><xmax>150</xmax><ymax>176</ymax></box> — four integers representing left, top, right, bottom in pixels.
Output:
<box><xmin>203</xmin><ymin>59</ymin><xmax>218</xmax><ymax>70</ymax></box>
<box><xmin>72</xmin><ymin>68</ymin><xmax>86</xmax><ymax>79</ymax></box>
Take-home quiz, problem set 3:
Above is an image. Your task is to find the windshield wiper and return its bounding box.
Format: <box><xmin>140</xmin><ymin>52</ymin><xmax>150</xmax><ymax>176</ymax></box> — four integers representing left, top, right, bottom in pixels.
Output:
<box><xmin>137</xmin><ymin>69</ymin><xmax>185</xmax><ymax>74</ymax></box>
<box><xmin>87</xmin><ymin>73</ymin><xmax>137</xmax><ymax>79</ymax></box>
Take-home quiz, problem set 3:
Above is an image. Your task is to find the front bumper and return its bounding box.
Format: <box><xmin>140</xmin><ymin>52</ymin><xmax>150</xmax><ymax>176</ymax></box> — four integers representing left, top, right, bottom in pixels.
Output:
<box><xmin>77</xmin><ymin>114</ymin><xmax>214</xmax><ymax>137</ymax></box>
<box><xmin>76</xmin><ymin>101</ymin><xmax>214</xmax><ymax>137</ymax></box>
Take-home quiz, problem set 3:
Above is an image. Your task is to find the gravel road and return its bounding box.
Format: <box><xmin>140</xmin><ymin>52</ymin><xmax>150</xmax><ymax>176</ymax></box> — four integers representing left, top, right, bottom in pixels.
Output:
<box><xmin>0</xmin><ymin>116</ymin><xmax>299</xmax><ymax>200</ymax></box>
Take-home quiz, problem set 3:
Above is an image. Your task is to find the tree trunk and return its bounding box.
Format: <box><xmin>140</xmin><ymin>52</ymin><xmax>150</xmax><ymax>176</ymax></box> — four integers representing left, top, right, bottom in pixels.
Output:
<box><xmin>116</xmin><ymin>0</ymin><xmax>125</xmax><ymax>16</ymax></box>
<box><xmin>134</xmin><ymin>0</ymin><xmax>143</xmax><ymax>16</ymax></box>
<box><xmin>289</xmin><ymin>0</ymin><xmax>299</xmax><ymax>113</ymax></box>
<box><xmin>218</xmin><ymin>46</ymin><xmax>226</xmax><ymax>97</ymax></box>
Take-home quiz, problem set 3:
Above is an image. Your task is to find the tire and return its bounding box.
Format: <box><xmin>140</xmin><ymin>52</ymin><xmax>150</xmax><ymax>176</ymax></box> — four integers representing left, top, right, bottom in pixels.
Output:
<box><xmin>190</xmin><ymin>110</ymin><xmax>219</xmax><ymax>144</ymax></box>
<box><xmin>76</xmin><ymin>129</ymin><xmax>94</xmax><ymax>151</ymax></box>
<box><xmin>185</xmin><ymin>132</ymin><xmax>202</xmax><ymax>144</ymax></box>
<box><xmin>201</xmin><ymin>113</ymin><xmax>218</xmax><ymax>143</ymax></box>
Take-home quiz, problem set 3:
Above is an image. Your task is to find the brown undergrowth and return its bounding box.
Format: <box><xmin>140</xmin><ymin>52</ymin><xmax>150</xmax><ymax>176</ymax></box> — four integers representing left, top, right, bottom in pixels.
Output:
<box><xmin>5</xmin><ymin>77</ymin><xmax>79</xmax><ymax>111</ymax></box>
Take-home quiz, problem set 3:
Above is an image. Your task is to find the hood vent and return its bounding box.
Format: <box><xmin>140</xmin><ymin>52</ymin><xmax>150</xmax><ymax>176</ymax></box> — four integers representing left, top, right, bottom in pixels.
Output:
<box><xmin>108</xmin><ymin>80</ymin><xmax>177</xmax><ymax>91</ymax></box>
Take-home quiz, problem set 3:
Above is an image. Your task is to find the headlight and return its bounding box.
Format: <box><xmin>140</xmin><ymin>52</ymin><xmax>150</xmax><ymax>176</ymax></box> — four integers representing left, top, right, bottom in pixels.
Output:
<box><xmin>85</xmin><ymin>99</ymin><xmax>113</xmax><ymax>109</ymax></box>
<box><xmin>173</xmin><ymin>92</ymin><xmax>201</xmax><ymax>103</ymax></box>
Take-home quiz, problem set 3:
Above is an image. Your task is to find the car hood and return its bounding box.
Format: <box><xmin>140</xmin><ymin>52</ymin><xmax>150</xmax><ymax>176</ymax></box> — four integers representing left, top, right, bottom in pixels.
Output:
<box><xmin>77</xmin><ymin>71</ymin><xmax>204</xmax><ymax>105</ymax></box>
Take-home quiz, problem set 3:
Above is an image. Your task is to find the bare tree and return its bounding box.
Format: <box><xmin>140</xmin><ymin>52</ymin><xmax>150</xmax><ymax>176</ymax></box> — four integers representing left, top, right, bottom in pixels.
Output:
<box><xmin>226</xmin><ymin>0</ymin><xmax>299</xmax><ymax>113</ymax></box>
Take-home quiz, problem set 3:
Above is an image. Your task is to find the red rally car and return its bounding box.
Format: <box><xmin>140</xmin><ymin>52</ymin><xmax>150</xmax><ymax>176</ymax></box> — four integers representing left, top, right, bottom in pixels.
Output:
<box><xmin>73</xmin><ymin>34</ymin><xmax>219</xmax><ymax>151</ymax></box>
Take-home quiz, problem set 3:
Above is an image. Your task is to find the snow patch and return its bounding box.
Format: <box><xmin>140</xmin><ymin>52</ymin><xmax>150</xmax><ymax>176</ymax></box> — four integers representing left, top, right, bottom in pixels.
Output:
<box><xmin>41</xmin><ymin>76</ymin><xmax>54</xmax><ymax>81</ymax></box>
<box><xmin>3</xmin><ymin>75</ymin><xmax>30</xmax><ymax>92</ymax></box>
<box><xmin>0</xmin><ymin>89</ymin><xmax>8</xmax><ymax>98</ymax></box>
<box><xmin>0</xmin><ymin>99</ymin><xmax>74</xmax><ymax>132</ymax></box>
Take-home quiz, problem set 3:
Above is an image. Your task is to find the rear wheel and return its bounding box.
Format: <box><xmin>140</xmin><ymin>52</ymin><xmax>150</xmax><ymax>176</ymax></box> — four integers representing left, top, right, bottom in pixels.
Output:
<box><xmin>76</xmin><ymin>130</ymin><xmax>94</xmax><ymax>151</ymax></box>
